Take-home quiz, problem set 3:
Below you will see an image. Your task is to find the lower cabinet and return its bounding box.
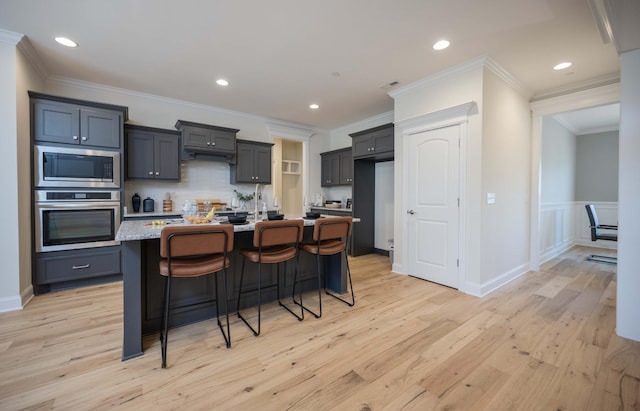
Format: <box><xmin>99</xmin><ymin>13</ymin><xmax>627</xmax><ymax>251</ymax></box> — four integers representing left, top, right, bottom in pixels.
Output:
<box><xmin>34</xmin><ymin>246</ymin><xmax>121</xmax><ymax>293</ymax></box>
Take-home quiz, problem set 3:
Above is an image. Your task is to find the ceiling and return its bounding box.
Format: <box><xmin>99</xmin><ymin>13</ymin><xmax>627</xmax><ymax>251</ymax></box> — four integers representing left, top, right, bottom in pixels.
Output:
<box><xmin>0</xmin><ymin>0</ymin><xmax>622</xmax><ymax>130</ymax></box>
<box><xmin>553</xmin><ymin>103</ymin><xmax>620</xmax><ymax>135</ymax></box>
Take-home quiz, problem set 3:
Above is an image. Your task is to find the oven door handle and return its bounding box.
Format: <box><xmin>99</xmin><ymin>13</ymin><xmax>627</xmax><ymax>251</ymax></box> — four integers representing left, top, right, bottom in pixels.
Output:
<box><xmin>36</xmin><ymin>201</ymin><xmax>120</xmax><ymax>209</ymax></box>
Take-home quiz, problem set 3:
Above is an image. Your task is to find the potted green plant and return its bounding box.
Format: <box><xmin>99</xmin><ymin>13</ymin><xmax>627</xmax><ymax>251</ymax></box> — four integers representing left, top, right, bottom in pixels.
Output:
<box><xmin>233</xmin><ymin>189</ymin><xmax>255</xmax><ymax>211</ymax></box>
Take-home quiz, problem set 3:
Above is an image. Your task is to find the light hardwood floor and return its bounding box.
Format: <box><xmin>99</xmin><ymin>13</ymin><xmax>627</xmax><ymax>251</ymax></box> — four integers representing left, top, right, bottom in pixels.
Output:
<box><xmin>1</xmin><ymin>247</ymin><xmax>639</xmax><ymax>410</ymax></box>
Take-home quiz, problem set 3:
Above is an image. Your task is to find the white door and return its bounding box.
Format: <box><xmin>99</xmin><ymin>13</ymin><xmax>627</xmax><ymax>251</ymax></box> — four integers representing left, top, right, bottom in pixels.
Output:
<box><xmin>407</xmin><ymin>124</ymin><xmax>460</xmax><ymax>288</ymax></box>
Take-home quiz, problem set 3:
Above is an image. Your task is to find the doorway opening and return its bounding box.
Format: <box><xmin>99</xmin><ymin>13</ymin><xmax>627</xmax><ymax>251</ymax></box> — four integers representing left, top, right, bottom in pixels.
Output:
<box><xmin>272</xmin><ymin>138</ymin><xmax>303</xmax><ymax>216</ymax></box>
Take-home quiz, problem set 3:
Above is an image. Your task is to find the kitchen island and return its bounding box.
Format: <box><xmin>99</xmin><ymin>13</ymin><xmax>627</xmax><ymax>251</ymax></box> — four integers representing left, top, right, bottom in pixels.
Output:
<box><xmin>116</xmin><ymin>217</ymin><xmax>351</xmax><ymax>360</ymax></box>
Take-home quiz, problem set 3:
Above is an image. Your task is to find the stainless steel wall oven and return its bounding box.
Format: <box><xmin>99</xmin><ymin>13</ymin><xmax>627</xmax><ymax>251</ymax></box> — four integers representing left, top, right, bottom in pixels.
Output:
<box><xmin>35</xmin><ymin>190</ymin><xmax>121</xmax><ymax>252</ymax></box>
<box><xmin>34</xmin><ymin>145</ymin><xmax>120</xmax><ymax>189</ymax></box>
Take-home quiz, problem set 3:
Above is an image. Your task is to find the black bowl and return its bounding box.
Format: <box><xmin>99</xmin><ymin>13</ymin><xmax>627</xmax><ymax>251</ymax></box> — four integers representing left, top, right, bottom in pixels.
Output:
<box><xmin>267</xmin><ymin>213</ymin><xmax>284</xmax><ymax>221</ymax></box>
<box><xmin>227</xmin><ymin>215</ymin><xmax>247</xmax><ymax>224</ymax></box>
<box><xmin>305</xmin><ymin>211</ymin><xmax>321</xmax><ymax>219</ymax></box>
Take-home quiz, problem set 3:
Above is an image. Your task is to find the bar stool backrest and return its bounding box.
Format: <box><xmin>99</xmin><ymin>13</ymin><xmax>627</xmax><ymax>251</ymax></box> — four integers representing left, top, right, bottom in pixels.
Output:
<box><xmin>253</xmin><ymin>220</ymin><xmax>304</xmax><ymax>248</ymax></box>
<box><xmin>160</xmin><ymin>225</ymin><xmax>234</xmax><ymax>258</ymax></box>
<box><xmin>313</xmin><ymin>217</ymin><xmax>352</xmax><ymax>242</ymax></box>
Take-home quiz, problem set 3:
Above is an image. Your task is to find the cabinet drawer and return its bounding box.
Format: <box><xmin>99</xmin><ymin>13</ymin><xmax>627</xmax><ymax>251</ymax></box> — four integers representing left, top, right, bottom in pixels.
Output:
<box><xmin>36</xmin><ymin>247</ymin><xmax>121</xmax><ymax>284</ymax></box>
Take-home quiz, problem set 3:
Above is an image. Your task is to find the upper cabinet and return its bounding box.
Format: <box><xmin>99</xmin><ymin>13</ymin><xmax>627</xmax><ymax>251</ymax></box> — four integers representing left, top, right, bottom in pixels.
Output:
<box><xmin>175</xmin><ymin>120</ymin><xmax>238</xmax><ymax>162</ymax></box>
<box><xmin>30</xmin><ymin>92</ymin><xmax>127</xmax><ymax>149</ymax></box>
<box><xmin>125</xmin><ymin>125</ymin><xmax>181</xmax><ymax>181</ymax></box>
<box><xmin>320</xmin><ymin>147</ymin><xmax>352</xmax><ymax>187</ymax></box>
<box><xmin>230</xmin><ymin>140</ymin><xmax>273</xmax><ymax>184</ymax></box>
<box><xmin>350</xmin><ymin>123</ymin><xmax>394</xmax><ymax>160</ymax></box>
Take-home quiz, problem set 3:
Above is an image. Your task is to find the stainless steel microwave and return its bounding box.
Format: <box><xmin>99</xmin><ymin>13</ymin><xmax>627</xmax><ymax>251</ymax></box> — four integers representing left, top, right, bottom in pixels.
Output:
<box><xmin>34</xmin><ymin>145</ymin><xmax>120</xmax><ymax>188</ymax></box>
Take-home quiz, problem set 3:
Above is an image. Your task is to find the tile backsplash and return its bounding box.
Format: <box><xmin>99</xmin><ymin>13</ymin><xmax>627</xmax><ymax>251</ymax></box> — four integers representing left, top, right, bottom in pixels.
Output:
<box><xmin>124</xmin><ymin>160</ymin><xmax>272</xmax><ymax>213</ymax></box>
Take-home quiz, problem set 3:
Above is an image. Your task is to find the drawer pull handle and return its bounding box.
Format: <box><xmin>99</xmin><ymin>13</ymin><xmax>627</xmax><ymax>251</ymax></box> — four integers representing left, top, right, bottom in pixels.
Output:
<box><xmin>72</xmin><ymin>264</ymin><xmax>90</xmax><ymax>270</ymax></box>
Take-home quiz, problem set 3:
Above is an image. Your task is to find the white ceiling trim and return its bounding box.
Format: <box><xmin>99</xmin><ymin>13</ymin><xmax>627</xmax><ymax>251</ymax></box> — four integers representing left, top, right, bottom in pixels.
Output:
<box><xmin>530</xmin><ymin>82</ymin><xmax>620</xmax><ymax>117</ymax></box>
<box><xmin>46</xmin><ymin>75</ymin><xmax>325</xmax><ymax>132</ymax></box>
<box><xmin>551</xmin><ymin>114</ymin><xmax>580</xmax><ymax>134</ymax></box>
<box><xmin>388</xmin><ymin>55</ymin><xmax>488</xmax><ymax>99</ymax></box>
<box><xmin>0</xmin><ymin>28</ymin><xmax>22</xmax><ymax>45</ymax></box>
<box><xmin>330</xmin><ymin>111</ymin><xmax>394</xmax><ymax>136</ymax></box>
<box><xmin>266</xmin><ymin>122</ymin><xmax>316</xmax><ymax>142</ymax></box>
<box><xmin>16</xmin><ymin>37</ymin><xmax>48</xmax><ymax>80</ymax></box>
<box><xmin>576</xmin><ymin>125</ymin><xmax>619</xmax><ymax>135</ymax></box>
<box><xmin>484</xmin><ymin>57</ymin><xmax>531</xmax><ymax>98</ymax></box>
<box><xmin>531</xmin><ymin>73</ymin><xmax>620</xmax><ymax>101</ymax></box>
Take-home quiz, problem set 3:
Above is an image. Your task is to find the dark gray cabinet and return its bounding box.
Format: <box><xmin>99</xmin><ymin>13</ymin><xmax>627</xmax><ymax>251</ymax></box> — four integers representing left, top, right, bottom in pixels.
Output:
<box><xmin>320</xmin><ymin>147</ymin><xmax>352</xmax><ymax>187</ymax></box>
<box><xmin>175</xmin><ymin>120</ymin><xmax>238</xmax><ymax>161</ymax></box>
<box><xmin>230</xmin><ymin>140</ymin><xmax>273</xmax><ymax>184</ymax></box>
<box><xmin>351</xmin><ymin>123</ymin><xmax>394</xmax><ymax>160</ymax></box>
<box><xmin>31</xmin><ymin>96</ymin><xmax>124</xmax><ymax>149</ymax></box>
<box><xmin>34</xmin><ymin>246</ymin><xmax>121</xmax><ymax>293</ymax></box>
<box><xmin>125</xmin><ymin>125</ymin><xmax>180</xmax><ymax>181</ymax></box>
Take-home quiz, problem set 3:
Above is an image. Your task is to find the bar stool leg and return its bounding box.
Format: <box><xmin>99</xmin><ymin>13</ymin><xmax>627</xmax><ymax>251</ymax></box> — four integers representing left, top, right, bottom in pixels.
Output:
<box><xmin>214</xmin><ymin>269</ymin><xmax>231</xmax><ymax>348</ymax></box>
<box><xmin>160</xmin><ymin>274</ymin><xmax>172</xmax><ymax>368</ymax></box>
<box><xmin>293</xmin><ymin>252</ymin><xmax>323</xmax><ymax>318</ymax></box>
<box><xmin>237</xmin><ymin>258</ymin><xmax>262</xmax><ymax>336</ymax></box>
<box><xmin>278</xmin><ymin>260</ymin><xmax>304</xmax><ymax>320</ymax></box>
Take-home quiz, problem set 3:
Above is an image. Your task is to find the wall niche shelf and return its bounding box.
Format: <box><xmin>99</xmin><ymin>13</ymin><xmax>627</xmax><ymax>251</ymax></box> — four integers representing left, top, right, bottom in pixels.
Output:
<box><xmin>282</xmin><ymin>160</ymin><xmax>301</xmax><ymax>175</ymax></box>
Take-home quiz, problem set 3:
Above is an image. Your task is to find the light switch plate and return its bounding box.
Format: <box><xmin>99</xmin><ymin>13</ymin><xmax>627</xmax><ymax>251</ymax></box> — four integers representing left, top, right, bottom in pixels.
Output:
<box><xmin>487</xmin><ymin>192</ymin><xmax>496</xmax><ymax>204</ymax></box>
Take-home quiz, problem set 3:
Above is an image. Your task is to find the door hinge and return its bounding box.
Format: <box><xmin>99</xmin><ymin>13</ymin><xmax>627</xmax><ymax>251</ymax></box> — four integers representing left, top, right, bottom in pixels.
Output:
<box><xmin>457</xmin><ymin>259</ymin><xmax>459</xmax><ymax>267</ymax></box>
<box><xmin>457</xmin><ymin>198</ymin><xmax>460</xmax><ymax>207</ymax></box>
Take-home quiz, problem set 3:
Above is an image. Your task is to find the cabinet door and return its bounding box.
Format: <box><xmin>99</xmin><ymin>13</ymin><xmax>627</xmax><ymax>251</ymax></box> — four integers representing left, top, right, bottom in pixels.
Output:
<box><xmin>182</xmin><ymin>127</ymin><xmax>211</xmax><ymax>149</ymax></box>
<box><xmin>126</xmin><ymin>130</ymin><xmax>155</xmax><ymax>179</ymax></box>
<box><xmin>372</xmin><ymin>129</ymin><xmax>394</xmax><ymax>153</ymax></box>
<box><xmin>254</xmin><ymin>146</ymin><xmax>272</xmax><ymax>184</ymax></box>
<box><xmin>339</xmin><ymin>150</ymin><xmax>353</xmax><ymax>185</ymax></box>
<box><xmin>155</xmin><ymin>134</ymin><xmax>180</xmax><ymax>180</ymax></box>
<box><xmin>321</xmin><ymin>154</ymin><xmax>333</xmax><ymax>187</ymax></box>
<box><xmin>211</xmin><ymin>130</ymin><xmax>236</xmax><ymax>153</ymax></box>
<box><xmin>33</xmin><ymin>101</ymin><xmax>80</xmax><ymax>145</ymax></box>
<box><xmin>352</xmin><ymin>135</ymin><xmax>372</xmax><ymax>158</ymax></box>
<box><xmin>234</xmin><ymin>144</ymin><xmax>256</xmax><ymax>183</ymax></box>
<box><xmin>80</xmin><ymin>108</ymin><xmax>121</xmax><ymax>148</ymax></box>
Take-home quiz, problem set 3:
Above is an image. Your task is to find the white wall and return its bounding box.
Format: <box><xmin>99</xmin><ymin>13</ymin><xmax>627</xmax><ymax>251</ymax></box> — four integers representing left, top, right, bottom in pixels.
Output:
<box><xmin>480</xmin><ymin>68</ymin><xmax>531</xmax><ymax>288</ymax></box>
<box><xmin>0</xmin><ymin>37</ymin><xmax>21</xmax><ymax>312</ymax></box>
<box><xmin>391</xmin><ymin>59</ymin><xmax>484</xmax><ymax>288</ymax></box>
<box><xmin>617</xmin><ymin>48</ymin><xmax>640</xmax><ymax>342</ymax></box>
<box><xmin>541</xmin><ymin>117</ymin><xmax>576</xmax><ymax>203</ymax></box>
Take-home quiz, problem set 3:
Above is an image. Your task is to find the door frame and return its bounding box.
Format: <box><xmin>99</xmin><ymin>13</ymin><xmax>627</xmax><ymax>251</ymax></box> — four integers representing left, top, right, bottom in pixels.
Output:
<box><xmin>396</xmin><ymin>102</ymin><xmax>476</xmax><ymax>291</ymax></box>
<box><xmin>529</xmin><ymin>83</ymin><xmax>620</xmax><ymax>271</ymax></box>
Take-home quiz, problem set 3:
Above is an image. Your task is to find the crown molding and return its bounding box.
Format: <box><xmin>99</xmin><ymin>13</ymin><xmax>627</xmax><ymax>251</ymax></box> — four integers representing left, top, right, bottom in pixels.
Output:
<box><xmin>16</xmin><ymin>36</ymin><xmax>48</xmax><ymax>80</ymax></box>
<box><xmin>483</xmin><ymin>56</ymin><xmax>531</xmax><ymax>98</ymax></box>
<box><xmin>331</xmin><ymin>110</ymin><xmax>394</xmax><ymax>136</ymax></box>
<box><xmin>388</xmin><ymin>55</ymin><xmax>488</xmax><ymax>99</ymax></box>
<box><xmin>531</xmin><ymin>73</ymin><xmax>620</xmax><ymax>102</ymax></box>
<box><xmin>576</xmin><ymin>125</ymin><xmax>619</xmax><ymax>135</ymax></box>
<box><xmin>266</xmin><ymin>122</ymin><xmax>316</xmax><ymax>141</ymax></box>
<box><xmin>47</xmin><ymin>75</ymin><xmax>323</xmax><ymax>132</ymax></box>
<box><xmin>0</xmin><ymin>28</ymin><xmax>23</xmax><ymax>45</ymax></box>
<box><xmin>530</xmin><ymin>82</ymin><xmax>620</xmax><ymax>117</ymax></box>
<box><xmin>551</xmin><ymin>114</ymin><xmax>580</xmax><ymax>134</ymax></box>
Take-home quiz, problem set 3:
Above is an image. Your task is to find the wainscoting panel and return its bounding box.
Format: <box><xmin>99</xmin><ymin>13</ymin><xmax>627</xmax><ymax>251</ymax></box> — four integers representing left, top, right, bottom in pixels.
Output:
<box><xmin>540</xmin><ymin>202</ymin><xmax>576</xmax><ymax>263</ymax></box>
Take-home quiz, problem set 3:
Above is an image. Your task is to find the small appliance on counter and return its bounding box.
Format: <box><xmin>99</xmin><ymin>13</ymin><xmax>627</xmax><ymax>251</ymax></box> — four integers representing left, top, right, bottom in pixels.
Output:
<box><xmin>346</xmin><ymin>198</ymin><xmax>352</xmax><ymax>209</ymax></box>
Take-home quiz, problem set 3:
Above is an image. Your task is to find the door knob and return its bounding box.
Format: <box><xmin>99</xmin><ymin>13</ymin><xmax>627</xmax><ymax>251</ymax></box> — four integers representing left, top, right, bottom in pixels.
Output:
<box><xmin>407</xmin><ymin>209</ymin><xmax>416</xmax><ymax>215</ymax></box>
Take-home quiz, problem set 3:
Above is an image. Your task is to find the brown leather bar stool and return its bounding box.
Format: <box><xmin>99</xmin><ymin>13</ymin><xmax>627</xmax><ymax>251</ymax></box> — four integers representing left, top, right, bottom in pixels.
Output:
<box><xmin>296</xmin><ymin>216</ymin><xmax>354</xmax><ymax>318</ymax></box>
<box><xmin>159</xmin><ymin>224</ymin><xmax>234</xmax><ymax>368</ymax></box>
<box><xmin>236</xmin><ymin>219</ymin><xmax>305</xmax><ymax>336</ymax></box>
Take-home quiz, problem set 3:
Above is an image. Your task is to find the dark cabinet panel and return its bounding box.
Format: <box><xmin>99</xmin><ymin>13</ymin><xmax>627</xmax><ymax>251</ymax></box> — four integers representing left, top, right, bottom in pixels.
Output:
<box><xmin>350</xmin><ymin>123</ymin><xmax>394</xmax><ymax>160</ymax></box>
<box><xmin>33</xmin><ymin>100</ymin><xmax>123</xmax><ymax>148</ymax></box>
<box><xmin>35</xmin><ymin>246</ymin><xmax>121</xmax><ymax>285</ymax></box>
<box><xmin>175</xmin><ymin>120</ymin><xmax>238</xmax><ymax>161</ymax></box>
<box><xmin>125</xmin><ymin>125</ymin><xmax>180</xmax><ymax>180</ymax></box>
<box><xmin>230</xmin><ymin>140</ymin><xmax>273</xmax><ymax>184</ymax></box>
<box><xmin>320</xmin><ymin>147</ymin><xmax>351</xmax><ymax>187</ymax></box>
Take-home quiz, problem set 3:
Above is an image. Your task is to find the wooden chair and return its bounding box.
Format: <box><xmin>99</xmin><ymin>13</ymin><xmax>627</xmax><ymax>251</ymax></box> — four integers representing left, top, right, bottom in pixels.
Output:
<box><xmin>296</xmin><ymin>217</ymin><xmax>354</xmax><ymax>318</ymax></box>
<box><xmin>159</xmin><ymin>224</ymin><xmax>234</xmax><ymax>368</ymax></box>
<box><xmin>236</xmin><ymin>219</ymin><xmax>305</xmax><ymax>336</ymax></box>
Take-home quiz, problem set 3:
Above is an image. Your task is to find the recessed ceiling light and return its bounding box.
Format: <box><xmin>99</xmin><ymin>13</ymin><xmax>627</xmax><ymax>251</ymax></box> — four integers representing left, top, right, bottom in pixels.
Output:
<box><xmin>553</xmin><ymin>62</ymin><xmax>572</xmax><ymax>70</ymax></box>
<box><xmin>433</xmin><ymin>40</ymin><xmax>450</xmax><ymax>50</ymax></box>
<box><xmin>55</xmin><ymin>37</ymin><xmax>77</xmax><ymax>47</ymax></box>
<box><xmin>216</xmin><ymin>79</ymin><xmax>229</xmax><ymax>86</ymax></box>
<box><xmin>309</xmin><ymin>104</ymin><xmax>319</xmax><ymax>110</ymax></box>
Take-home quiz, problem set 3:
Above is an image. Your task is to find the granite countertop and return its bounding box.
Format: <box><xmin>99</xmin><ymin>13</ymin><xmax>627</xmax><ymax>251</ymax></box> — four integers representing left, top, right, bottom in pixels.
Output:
<box><xmin>116</xmin><ymin>215</ymin><xmax>359</xmax><ymax>241</ymax></box>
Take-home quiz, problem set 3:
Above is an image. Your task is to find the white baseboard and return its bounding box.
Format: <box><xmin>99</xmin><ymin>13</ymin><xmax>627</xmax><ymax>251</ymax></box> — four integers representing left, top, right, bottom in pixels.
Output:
<box><xmin>0</xmin><ymin>294</ymin><xmax>23</xmax><ymax>313</ymax></box>
<box><xmin>21</xmin><ymin>285</ymin><xmax>34</xmax><ymax>307</ymax></box>
<box><xmin>461</xmin><ymin>262</ymin><xmax>530</xmax><ymax>297</ymax></box>
<box><xmin>539</xmin><ymin>240</ymin><xmax>576</xmax><ymax>265</ymax></box>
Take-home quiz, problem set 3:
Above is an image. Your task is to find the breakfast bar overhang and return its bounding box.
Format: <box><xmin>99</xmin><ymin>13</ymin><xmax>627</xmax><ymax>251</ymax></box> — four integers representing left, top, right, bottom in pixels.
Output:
<box><xmin>116</xmin><ymin>218</ymin><xmax>352</xmax><ymax>361</ymax></box>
